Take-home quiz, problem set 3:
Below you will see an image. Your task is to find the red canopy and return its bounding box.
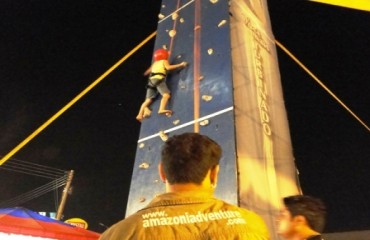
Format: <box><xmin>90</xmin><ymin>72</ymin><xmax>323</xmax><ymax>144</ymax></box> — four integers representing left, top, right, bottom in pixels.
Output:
<box><xmin>0</xmin><ymin>207</ymin><xmax>100</xmax><ymax>240</ymax></box>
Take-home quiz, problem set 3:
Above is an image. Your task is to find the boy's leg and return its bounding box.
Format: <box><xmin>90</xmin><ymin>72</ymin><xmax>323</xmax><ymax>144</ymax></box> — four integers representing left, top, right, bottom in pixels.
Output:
<box><xmin>136</xmin><ymin>83</ymin><xmax>157</xmax><ymax>121</ymax></box>
<box><xmin>158</xmin><ymin>93</ymin><xmax>172</xmax><ymax>116</ymax></box>
<box><xmin>136</xmin><ymin>98</ymin><xmax>153</xmax><ymax>121</ymax></box>
<box><xmin>157</xmin><ymin>81</ymin><xmax>172</xmax><ymax>116</ymax></box>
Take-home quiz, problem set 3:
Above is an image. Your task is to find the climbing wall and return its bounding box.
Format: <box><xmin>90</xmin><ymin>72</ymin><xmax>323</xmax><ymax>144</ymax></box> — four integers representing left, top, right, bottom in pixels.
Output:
<box><xmin>126</xmin><ymin>2</ymin><xmax>300</xmax><ymax>239</ymax></box>
<box><xmin>126</xmin><ymin>0</ymin><xmax>238</xmax><ymax>216</ymax></box>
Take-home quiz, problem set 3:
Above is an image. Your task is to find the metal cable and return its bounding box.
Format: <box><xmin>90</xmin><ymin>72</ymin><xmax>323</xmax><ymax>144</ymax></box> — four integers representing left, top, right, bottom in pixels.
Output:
<box><xmin>1</xmin><ymin>157</ymin><xmax>66</xmax><ymax>179</ymax></box>
<box><xmin>0</xmin><ymin>175</ymin><xmax>67</xmax><ymax>208</ymax></box>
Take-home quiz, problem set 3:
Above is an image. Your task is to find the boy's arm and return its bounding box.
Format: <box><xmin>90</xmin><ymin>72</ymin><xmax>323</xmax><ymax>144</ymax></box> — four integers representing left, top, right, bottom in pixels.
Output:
<box><xmin>164</xmin><ymin>60</ymin><xmax>187</xmax><ymax>71</ymax></box>
<box><xmin>143</xmin><ymin>66</ymin><xmax>152</xmax><ymax>76</ymax></box>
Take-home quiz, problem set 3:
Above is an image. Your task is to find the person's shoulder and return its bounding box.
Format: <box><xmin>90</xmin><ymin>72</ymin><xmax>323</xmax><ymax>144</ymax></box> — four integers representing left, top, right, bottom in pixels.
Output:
<box><xmin>212</xmin><ymin>199</ymin><xmax>269</xmax><ymax>239</ymax></box>
<box><xmin>214</xmin><ymin>199</ymin><xmax>269</xmax><ymax>232</ymax></box>
<box><xmin>226</xmin><ymin>203</ymin><xmax>265</xmax><ymax>221</ymax></box>
<box><xmin>154</xmin><ymin>59</ymin><xmax>168</xmax><ymax>64</ymax></box>
<box><xmin>308</xmin><ymin>235</ymin><xmax>324</xmax><ymax>240</ymax></box>
<box><xmin>214</xmin><ymin>199</ymin><xmax>255</xmax><ymax>213</ymax></box>
<box><xmin>100</xmin><ymin>214</ymin><xmax>141</xmax><ymax>239</ymax></box>
<box><xmin>117</xmin><ymin>212</ymin><xmax>142</xmax><ymax>226</ymax></box>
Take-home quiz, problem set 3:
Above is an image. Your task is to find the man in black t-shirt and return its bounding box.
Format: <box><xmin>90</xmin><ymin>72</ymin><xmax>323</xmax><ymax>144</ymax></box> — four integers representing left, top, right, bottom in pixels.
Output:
<box><xmin>276</xmin><ymin>195</ymin><xmax>326</xmax><ymax>240</ymax></box>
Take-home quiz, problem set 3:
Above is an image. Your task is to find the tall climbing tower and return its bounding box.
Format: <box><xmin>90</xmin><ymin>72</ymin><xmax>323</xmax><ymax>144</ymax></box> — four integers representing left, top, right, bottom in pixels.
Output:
<box><xmin>127</xmin><ymin>1</ymin><xmax>300</xmax><ymax>239</ymax></box>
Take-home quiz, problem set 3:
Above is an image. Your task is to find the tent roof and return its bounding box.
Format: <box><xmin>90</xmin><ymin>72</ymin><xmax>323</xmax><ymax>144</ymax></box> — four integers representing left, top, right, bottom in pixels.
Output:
<box><xmin>0</xmin><ymin>207</ymin><xmax>100</xmax><ymax>240</ymax></box>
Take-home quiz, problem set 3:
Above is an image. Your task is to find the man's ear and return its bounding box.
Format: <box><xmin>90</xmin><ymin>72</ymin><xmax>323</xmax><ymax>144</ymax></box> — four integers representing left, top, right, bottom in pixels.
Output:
<box><xmin>210</xmin><ymin>165</ymin><xmax>220</xmax><ymax>186</ymax></box>
<box><xmin>292</xmin><ymin>215</ymin><xmax>307</xmax><ymax>226</ymax></box>
<box><xmin>158</xmin><ymin>162</ymin><xmax>166</xmax><ymax>183</ymax></box>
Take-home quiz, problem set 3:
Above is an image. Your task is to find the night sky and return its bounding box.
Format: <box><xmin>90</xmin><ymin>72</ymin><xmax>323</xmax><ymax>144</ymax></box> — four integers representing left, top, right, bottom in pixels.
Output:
<box><xmin>1</xmin><ymin>0</ymin><xmax>369</xmax><ymax>234</ymax></box>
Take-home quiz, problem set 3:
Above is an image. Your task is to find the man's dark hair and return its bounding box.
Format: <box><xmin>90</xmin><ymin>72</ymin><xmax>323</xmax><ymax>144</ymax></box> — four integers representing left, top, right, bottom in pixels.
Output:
<box><xmin>283</xmin><ymin>195</ymin><xmax>326</xmax><ymax>232</ymax></box>
<box><xmin>161</xmin><ymin>132</ymin><xmax>222</xmax><ymax>184</ymax></box>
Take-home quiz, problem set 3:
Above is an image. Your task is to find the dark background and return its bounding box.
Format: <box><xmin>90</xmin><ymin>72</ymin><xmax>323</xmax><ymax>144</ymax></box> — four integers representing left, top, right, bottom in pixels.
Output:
<box><xmin>0</xmin><ymin>0</ymin><xmax>369</xmax><ymax>233</ymax></box>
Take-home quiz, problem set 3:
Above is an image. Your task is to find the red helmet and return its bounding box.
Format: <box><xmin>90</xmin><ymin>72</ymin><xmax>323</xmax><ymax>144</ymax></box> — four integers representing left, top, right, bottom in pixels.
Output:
<box><xmin>153</xmin><ymin>49</ymin><xmax>169</xmax><ymax>61</ymax></box>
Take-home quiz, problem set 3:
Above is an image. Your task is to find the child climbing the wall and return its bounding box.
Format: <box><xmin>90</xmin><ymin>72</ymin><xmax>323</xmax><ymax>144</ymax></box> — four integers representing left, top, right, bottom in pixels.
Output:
<box><xmin>136</xmin><ymin>49</ymin><xmax>187</xmax><ymax>122</ymax></box>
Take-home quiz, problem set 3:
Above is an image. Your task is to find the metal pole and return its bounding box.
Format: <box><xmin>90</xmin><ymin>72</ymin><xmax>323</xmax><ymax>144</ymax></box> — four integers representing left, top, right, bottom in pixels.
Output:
<box><xmin>56</xmin><ymin>170</ymin><xmax>74</xmax><ymax>220</ymax></box>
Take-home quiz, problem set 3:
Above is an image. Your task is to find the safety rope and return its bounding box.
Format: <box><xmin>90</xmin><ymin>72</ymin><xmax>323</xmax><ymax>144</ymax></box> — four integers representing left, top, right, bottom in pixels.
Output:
<box><xmin>275</xmin><ymin>40</ymin><xmax>370</xmax><ymax>132</ymax></box>
<box><xmin>159</xmin><ymin>0</ymin><xmax>201</xmax><ymax>132</ymax></box>
<box><xmin>168</xmin><ymin>0</ymin><xmax>182</xmax><ymax>57</ymax></box>
<box><xmin>193</xmin><ymin>0</ymin><xmax>201</xmax><ymax>133</ymax></box>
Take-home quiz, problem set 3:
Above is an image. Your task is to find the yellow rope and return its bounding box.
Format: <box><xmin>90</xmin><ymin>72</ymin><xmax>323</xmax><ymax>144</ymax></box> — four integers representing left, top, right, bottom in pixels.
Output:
<box><xmin>275</xmin><ymin>39</ymin><xmax>370</xmax><ymax>132</ymax></box>
<box><xmin>0</xmin><ymin>31</ymin><xmax>157</xmax><ymax>166</ymax></box>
